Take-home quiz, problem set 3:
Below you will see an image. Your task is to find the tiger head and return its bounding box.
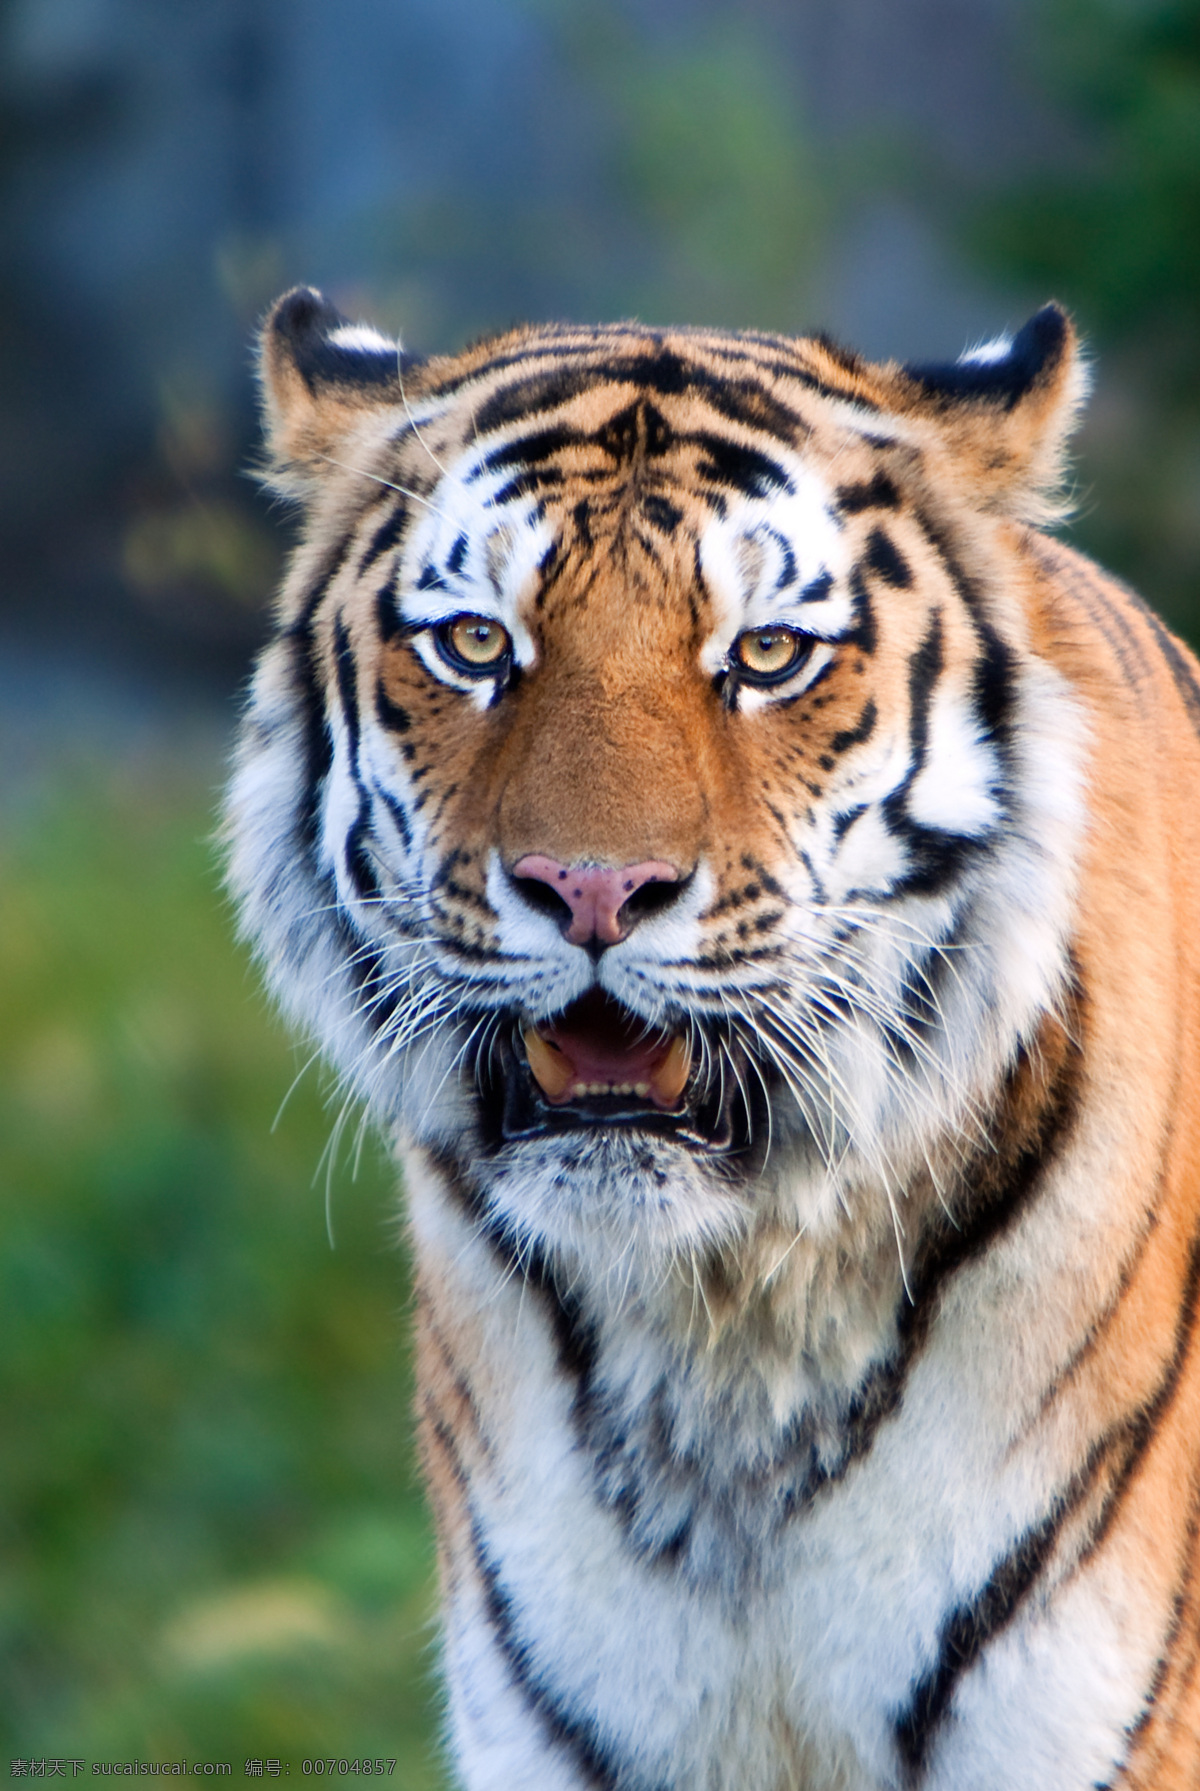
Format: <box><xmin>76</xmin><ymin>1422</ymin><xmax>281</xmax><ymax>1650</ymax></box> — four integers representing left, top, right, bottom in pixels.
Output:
<box><xmin>228</xmin><ymin>290</ymin><xmax>1087</xmax><ymax>1277</ymax></box>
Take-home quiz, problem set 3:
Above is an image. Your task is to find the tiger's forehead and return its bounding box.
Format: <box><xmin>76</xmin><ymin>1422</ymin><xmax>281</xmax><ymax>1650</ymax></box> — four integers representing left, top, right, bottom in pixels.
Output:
<box><xmin>393</xmin><ymin>365</ymin><xmax>859</xmax><ymax>649</ymax></box>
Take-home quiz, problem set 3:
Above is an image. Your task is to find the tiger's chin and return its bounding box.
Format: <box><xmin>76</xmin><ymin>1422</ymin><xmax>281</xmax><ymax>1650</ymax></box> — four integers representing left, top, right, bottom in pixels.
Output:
<box><xmin>392</xmin><ymin>990</ymin><xmax>770</xmax><ymax>1274</ymax></box>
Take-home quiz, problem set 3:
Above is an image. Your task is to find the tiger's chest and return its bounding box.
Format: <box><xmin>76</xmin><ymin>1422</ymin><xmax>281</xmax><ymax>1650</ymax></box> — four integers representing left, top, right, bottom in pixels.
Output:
<box><xmin>409</xmin><ymin>1144</ymin><xmax>1145</xmax><ymax>1791</ymax></box>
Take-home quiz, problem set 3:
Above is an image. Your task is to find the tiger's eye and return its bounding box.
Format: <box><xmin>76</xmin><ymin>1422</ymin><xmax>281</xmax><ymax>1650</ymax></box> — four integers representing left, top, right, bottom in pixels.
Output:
<box><xmin>734</xmin><ymin>627</ymin><xmax>803</xmax><ymax>680</ymax></box>
<box><xmin>446</xmin><ymin>615</ymin><xmax>511</xmax><ymax>668</ymax></box>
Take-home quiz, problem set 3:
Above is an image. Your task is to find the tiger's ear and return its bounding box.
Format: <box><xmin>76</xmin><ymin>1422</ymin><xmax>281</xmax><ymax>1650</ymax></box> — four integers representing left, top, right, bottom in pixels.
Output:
<box><xmin>883</xmin><ymin>304</ymin><xmax>1088</xmax><ymax>523</ymax></box>
<box><xmin>257</xmin><ymin>287</ymin><xmax>417</xmax><ymax>497</ymax></box>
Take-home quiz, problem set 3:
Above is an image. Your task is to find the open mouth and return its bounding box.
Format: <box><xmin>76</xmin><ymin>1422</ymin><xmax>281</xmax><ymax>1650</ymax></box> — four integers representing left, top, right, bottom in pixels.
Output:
<box><xmin>477</xmin><ymin>989</ymin><xmax>755</xmax><ymax>1156</ymax></box>
<box><xmin>522</xmin><ymin>989</ymin><xmax>693</xmax><ymax>1110</ymax></box>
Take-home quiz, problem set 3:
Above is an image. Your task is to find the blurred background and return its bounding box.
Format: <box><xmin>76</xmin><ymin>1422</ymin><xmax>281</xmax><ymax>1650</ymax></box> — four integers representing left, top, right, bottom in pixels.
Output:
<box><xmin>2</xmin><ymin>0</ymin><xmax>1198</xmax><ymax>1777</ymax></box>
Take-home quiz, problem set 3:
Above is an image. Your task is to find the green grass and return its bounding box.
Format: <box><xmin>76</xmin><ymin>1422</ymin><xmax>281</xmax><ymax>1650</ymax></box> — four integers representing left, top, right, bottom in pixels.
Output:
<box><xmin>0</xmin><ymin>762</ymin><xmax>447</xmax><ymax>1781</ymax></box>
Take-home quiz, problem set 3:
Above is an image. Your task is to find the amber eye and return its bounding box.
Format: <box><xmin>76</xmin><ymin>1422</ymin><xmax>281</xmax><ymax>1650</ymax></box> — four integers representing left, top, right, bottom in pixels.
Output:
<box><xmin>436</xmin><ymin>615</ymin><xmax>512</xmax><ymax>675</ymax></box>
<box><xmin>732</xmin><ymin>626</ymin><xmax>809</xmax><ymax>685</ymax></box>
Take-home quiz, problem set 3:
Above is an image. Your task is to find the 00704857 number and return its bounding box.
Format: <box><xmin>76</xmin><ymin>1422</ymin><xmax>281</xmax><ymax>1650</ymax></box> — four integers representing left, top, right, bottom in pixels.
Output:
<box><xmin>299</xmin><ymin>1764</ymin><xmax>396</xmax><ymax>1776</ymax></box>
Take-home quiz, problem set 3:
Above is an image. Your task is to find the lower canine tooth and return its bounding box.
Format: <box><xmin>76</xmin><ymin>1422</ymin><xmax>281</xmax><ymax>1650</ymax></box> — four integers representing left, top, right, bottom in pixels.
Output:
<box><xmin>650</xmin><ymin>1034</ymin><xmax>692</xmax><ymax>1107</ymax></box>
<box><xmin>522</xmin><ymin>1026</ymin><xmax>575</xmax><ymax>1102</ymax></box>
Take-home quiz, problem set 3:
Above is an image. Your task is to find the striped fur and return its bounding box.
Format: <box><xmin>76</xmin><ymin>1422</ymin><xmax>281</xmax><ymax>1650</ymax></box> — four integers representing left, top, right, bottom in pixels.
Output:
<box><xmin>226</xmin><ymin>287</ymin><xmax>1200</xmax><ymax>1789</ymax></box>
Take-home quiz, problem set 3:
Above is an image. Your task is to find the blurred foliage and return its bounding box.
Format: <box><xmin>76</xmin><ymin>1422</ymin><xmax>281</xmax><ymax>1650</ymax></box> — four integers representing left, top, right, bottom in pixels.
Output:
<box><xmin>123</xmin><ymin>501</ymin><xmax>277</xmax><ymax>613</ymax></box>
<box><xmin>599</xmin><ymin>18</ymin><xmax>825</xmax><ymax>329</ymax></box>
<box><xmin>0</xmin><ymin>773</ymin><xmax>445</xmax><ymax>1780</ymax></box>
<box><xmin>963</xmin><ymin>0</ymin><xmax>1200</xmax><ymax>636</ymax></box>
<box><xmin>364</xmin><ymin>10</ymin><xmax>828</xmax><ymax>347</ymax></box>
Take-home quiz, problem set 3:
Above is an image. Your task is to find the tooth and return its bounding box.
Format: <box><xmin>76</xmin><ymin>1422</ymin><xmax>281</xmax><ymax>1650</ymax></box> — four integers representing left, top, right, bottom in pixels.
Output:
<box><xmin>634</xmin><ymin>1082</ymin><xmax>650</xmax><ymax>1098</ymax></box>
<box><xmin>650</xmin><ymin>1034</ymin><xmax>692</xmax><ymax>1107</ymax></box>
<box><xmin>522</xmin><ymin>1026</ymin><xmax>574</xmax><ymax>1102</ymax></box>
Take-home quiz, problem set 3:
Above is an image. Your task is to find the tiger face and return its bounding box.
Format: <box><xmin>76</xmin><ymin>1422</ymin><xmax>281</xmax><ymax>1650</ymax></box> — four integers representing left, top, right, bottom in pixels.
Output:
<box><xmin>229</xmin><ymin>292</ymin><xmax>1087</xmax><ymax>1289</ymax></box>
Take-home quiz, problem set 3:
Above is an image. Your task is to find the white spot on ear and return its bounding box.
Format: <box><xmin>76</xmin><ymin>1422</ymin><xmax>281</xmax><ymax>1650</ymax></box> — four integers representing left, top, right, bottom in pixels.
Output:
<box><xmin>959</xmin><ymin>334</ymin><xmax>1012</xmax><ymax>368</ymax></box>
<box><xmin>328</xmin><ymin>323</ymin><xmax>397</xmax><ymax>354</ymax></box>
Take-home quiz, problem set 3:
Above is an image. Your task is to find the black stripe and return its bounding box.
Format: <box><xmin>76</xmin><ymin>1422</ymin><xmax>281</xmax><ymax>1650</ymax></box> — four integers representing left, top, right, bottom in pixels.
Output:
<box><xmin>910</xmin><ymin>516</ymin><xmax>1016</xmax><ymax>769</ymax></box>
<box><xmin>373</xmin><ymin>784</ymin><xmax>412</xmax><ymax>852</ymax></box>
<box><xmin>415</xmin><ymin>560</ymin><xmax>449</xmax><ymax>591</ymax></box>
<box><xmin>344</xmin><ymin>813</ymin><xmax>379</xmax><ymax>905</ymax></box>
<box><xmin>1102</xmin><ymin>1470</ymin><xmax>1200</xmax><ymax>1787</ymax></box>
<box><xmin>864</xmin><ymin>527</ymin><xmax>912</xmax><ymax>589</ymax></box>
<box><xmin>359</xmin><ymin>499</ymin><xmax>409</xmax><ymax>574</ymax></box>
<box><xmin>893</xmin><ymin>1444</ymin><xmax>1106</xmax><ymax>1780</ymax></box>
<box><xmin>1134</xmin><ymin>601</ymin><xmax>1200</xmax><ymax>743</ymax></box>
<box><xmin>469</xmin><ymin>1514</ymin><xmax>663</xmax><ymax>1791</ymax></box>
<box><xmin>898</xmin><ymin>1228</ymin><xmax>1200</xmax><ymax>1781</ymax></box>
<box><xmin>333</xmin><ymin>615</ymin><xmax>361</xmax><ymax>760</ymax></box>
<box><xmin>596</xmin><ymin>402</ymin><xmax>649</xmax><ymax>464</ymax></box>
<box><xmin>423</xmin><ymin>1154</ymin><xmax>670</xmax><ymax>1784</ymax></box>
<box><xmin>799</xmin><ymin>568</ymin><xmax>833</xmax><ymax>604</ymax></box>
<box><xmin>418</xmin><ymin>1293</ymin><xmax>496</xmax><ymax>1463</ymax></box>
<box><xmin>910</xmin><ymin>510</ymin><xmax>985</xmax><ymax>617</ymax></box>
<box><xmin>1078</xmin><ymin>1232</ymin><xmax>1200</xmax><ymax>1569</ymax></box>
<box><xmin>288</xmin><ymin>635</ymin><xmax>332</xmax><ymax>869</ymax></box>
<box><xmin>693</xmin><ymin>432</ymin><xmax>792</xmax><ymax>499</ymax></box>
<box><xmin>374</xmin><ymin>573</ymin><xmax>403</xmax><ymax>643</ymax></box>
<box><xmin>331</xmin><ymin>614</ymin><xmax>379</xmax><ymax>899</ymax></box>
<box><xmin>428</xmin><ymin>1148</ymin><xmax>598</xmax><ymax>1384</ymax></box>
<box><xmin>642</xmin><ymin>493</ymin><xmax>682</xmax><ymax>534</ymax></box>
<box><xmin>970</xmin><ymin>615</ymin><xmax>1015</xmax><ymax>752</ymax></box>
<box><xmin>1026</xmin><ymin>1043</ymin><xmax>1180</xmax><ymax>1422</ymax></box>
<box><xmin>482</xmin><ymin>425</ymin><xmax>583</xmax><ymax>472</ymax></box>
<box><xmin>331</xmin><ymin>618</ymin><xmax>401</xmax><ymax>970</ymax></box>
<box><xmin>374</xmin><ymin>680</ymin><xmax>412</xmax><ymax>734</ymax></box>
<box><xmin>846</xmin><ymin>570</ymin><xmax>877</xmax><ymax>655</ymax></box>
<box><xmin>883</xmin><ymin>593</ymin><xmax>1011</xmax><ymax>895</ymax></box>
<box><xmin>837</xmin><ymin>472</ymin><xmax>900</xmax><ymax>514</ymax></box>
<box><xmin>460</xmin><ymin>343</ymin><xmax>816</xmax><ymax>444</ymax></box>
<box><xmin>830</xmin><ymin>699</ymin><xmax>878</xmax><ymax>756</ymax></box>
<box><xmin>880</xmin><ymin>613</ymin><xmax>961</xmax><ymax>893</ymax></box>
<box><xmin>280</xmin><ymin>531</ymin><xmax>358</xmax><ymax>866</ymax></box>
<box><xmin>797</xmin><ymin>1007</ymin><xmax>1083</xmax><ymax>1510</ymax></box>
<box><xmin>416</xmin><ymin>1375</ymin><xmax>641</xmax><ymax>1786</ymax></box>
<box><xmin>492</xmin><ymin>469</ymin><xmax>564</xmax><ymax>507</ymax></box>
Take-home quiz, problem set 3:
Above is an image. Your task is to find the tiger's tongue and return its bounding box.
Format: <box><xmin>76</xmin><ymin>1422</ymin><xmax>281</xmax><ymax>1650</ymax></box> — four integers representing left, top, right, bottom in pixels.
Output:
<box><xmin>522</xmin><ymin>992</ymin><xmax>692</xmax><ymax>1111</ymax></box>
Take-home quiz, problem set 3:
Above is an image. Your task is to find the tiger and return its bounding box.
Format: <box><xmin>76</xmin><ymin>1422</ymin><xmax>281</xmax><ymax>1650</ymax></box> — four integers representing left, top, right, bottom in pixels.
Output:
<box><xmin>225</xmin><ymin>284</ymin><xmax>1200</xmax><ymax>1789</ymax></box>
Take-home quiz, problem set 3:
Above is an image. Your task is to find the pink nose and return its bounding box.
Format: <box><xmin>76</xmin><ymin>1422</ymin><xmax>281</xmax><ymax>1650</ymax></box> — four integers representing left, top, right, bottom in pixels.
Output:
<box><xmin>512</xmin><ymin>855</ymin><xmax>680</xmax><ymax>946</ymax></box>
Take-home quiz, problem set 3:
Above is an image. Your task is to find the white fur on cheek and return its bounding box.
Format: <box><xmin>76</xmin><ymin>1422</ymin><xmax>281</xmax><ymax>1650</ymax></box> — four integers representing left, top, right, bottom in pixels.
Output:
<box><xmin>907</xmin><ymin>686</ymin><xmax>1002</xmax><ymax>836</ymax></box>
